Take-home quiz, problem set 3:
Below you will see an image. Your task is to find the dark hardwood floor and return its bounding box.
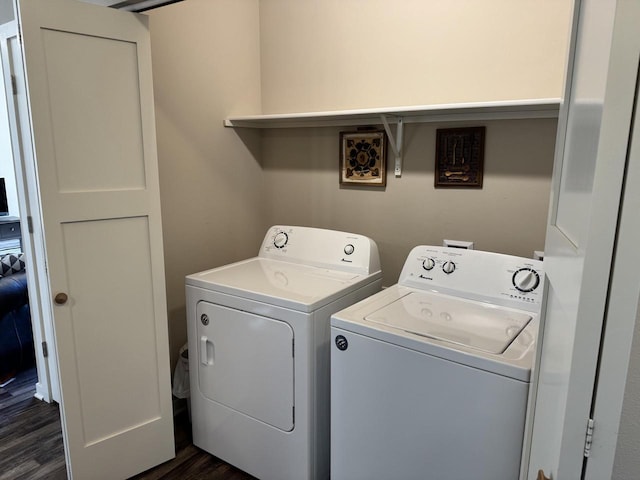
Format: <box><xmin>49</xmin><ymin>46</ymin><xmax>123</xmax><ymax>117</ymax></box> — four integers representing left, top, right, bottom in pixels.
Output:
<box><xmin>0</xmin><ymin>368</ymin><xmax>66</xmax><ymax>480</ymax></box>
<box><xmin>0</xmin><ymin>368</ymin><xmax>255</xmax><ymax>479</ymax></box>
<box><xmin>133</xmin><ymin>406</ymin><xmax>256</xmax><ymax>480</ymax></box>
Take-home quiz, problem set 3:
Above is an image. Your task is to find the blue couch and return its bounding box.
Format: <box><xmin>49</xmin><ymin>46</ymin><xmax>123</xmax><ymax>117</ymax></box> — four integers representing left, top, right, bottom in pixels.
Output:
<box><xmin>0</xmin><ymin>266</ymin><xmax>34</xmax><ymax>384</ymax></box>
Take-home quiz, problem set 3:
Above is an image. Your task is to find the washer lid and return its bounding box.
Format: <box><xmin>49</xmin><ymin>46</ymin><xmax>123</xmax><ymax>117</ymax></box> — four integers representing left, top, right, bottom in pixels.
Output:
<box><xmin>364</xmin><ymin>291</ymin><xmax>532</xmax><ymax>354</ymax></box>
<box><xmin>187</xmin><ymin>257</ymin><xmax>375</xmax><ymax>311</ymax></box>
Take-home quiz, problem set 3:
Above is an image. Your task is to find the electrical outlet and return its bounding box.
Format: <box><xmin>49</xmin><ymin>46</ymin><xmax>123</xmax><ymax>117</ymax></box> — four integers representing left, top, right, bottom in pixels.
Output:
<box><xmin>443</xmin><ymin>239</ymin><xmax>474</xmax><ymax>250</ymax></box>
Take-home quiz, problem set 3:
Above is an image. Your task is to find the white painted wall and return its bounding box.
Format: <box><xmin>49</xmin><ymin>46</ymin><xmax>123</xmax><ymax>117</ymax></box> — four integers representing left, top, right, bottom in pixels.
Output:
<box><xmin>148</xmin><ymin>0</ymin><xmax>265</xmax><ymax>367</ymax></box>
<box><xmin>259</xmin><ymin>0</ymin><xmax>573</xmax><ymax>113</ymax></box>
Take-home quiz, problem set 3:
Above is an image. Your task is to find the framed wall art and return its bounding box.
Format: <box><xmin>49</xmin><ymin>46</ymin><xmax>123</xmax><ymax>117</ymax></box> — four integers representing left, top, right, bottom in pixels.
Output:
<box><xmin>340</xmin><ymin>130</ymin><xmax>387</xmax><ymax>187</ymax></box>
<box><xmin>435</xmin><ymin>126</ymin><xmax>485</xmax><ymax>188</ymax></box>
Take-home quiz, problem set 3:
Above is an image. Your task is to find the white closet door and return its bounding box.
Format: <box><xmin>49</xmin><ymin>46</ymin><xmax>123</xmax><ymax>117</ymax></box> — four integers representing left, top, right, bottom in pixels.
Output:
<box><xmin>526</xmin><ymin>0</ymin><xmax>640</xmax><ymax>478</ymax></box>
<box><xmin>16</xmin><ymin>0</ymin><xmax>174</xmax><ymax>477</ymax></box>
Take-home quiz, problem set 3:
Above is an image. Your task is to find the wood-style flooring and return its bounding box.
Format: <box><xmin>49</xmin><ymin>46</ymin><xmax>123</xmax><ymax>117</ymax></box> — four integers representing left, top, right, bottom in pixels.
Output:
<box><xmin>0</xmin><ymin>368</ymin><xmax>66</xmax><ymax>480</ymax></box>
<box><xmin>0</xmin><ymin>368</ymin><xmax>256</xmax><ymax>479</ymax></box>
<box><xmin>132</xmin><ymin>406</ymin><xmax>255</xmax><ymax>480</ymax></box>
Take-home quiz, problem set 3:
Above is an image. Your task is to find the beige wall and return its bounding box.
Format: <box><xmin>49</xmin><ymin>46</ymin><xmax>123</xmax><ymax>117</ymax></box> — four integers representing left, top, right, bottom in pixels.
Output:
<box><xmin>262</xmin><ymin>118</ymin><xmax>556</xmax><ymax>286</ymax></box>
<box><xmin>148</xmin><ymin>0</ymin><xmax>265</xmax><ymax>366</ymax></box>
<box><xmin>259</xmin><ymin>0</ymin><xmax>573</xmax><ymax>113</ymax></box>
<box><xmin>612</xmin><ymin>294</ymin><xmax>640</xmax><ymax>478</ymax></box>
<box><xmin>147</xmin><ymin>0</ymin><xmax>569</xmax><ymax>365</ymax></box>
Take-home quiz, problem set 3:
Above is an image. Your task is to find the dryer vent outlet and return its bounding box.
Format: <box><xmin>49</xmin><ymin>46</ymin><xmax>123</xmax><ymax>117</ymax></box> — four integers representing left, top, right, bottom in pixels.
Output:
<box><xmin>443</xmin><ymin>239</ymin><xmax>474</xmax><ymax>250</ymax></box>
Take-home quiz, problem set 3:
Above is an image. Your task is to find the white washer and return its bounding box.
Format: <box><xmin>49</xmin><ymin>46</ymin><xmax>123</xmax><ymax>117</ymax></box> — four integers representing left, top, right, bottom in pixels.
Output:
<box><xmin>330</xmin><ymin>245</ymin><xmax>544</xmax><ymax>480</ymax></box>
<box><xmin>186</xmin><ymin>225</ymin><xmax>382</xmax><ymax>480</ymax></box>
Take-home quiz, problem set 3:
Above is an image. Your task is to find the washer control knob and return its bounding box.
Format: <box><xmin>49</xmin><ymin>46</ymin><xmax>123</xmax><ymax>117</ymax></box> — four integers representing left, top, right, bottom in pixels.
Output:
<box><xmin>422</xmin><ymin>258</ymin><xmax>435</xmax><ymax>271</ymax></box>
<box><xmin>273</xmin><ymin>232</ymin><xmax>288</xmax><ymax>249</ymax></box>
<box><xmin>344</xmin><ymin>244</ymin><xmax>355</xmax><ymax>255</ymax></box>
<box><xmin>442</xmin><ymin>261</ymin><xmax>456</xmax><ymax>274</ymax></box>
<box><xmin>513</xmin><ymin>268</ymin><xmax>540</xmax><ymax>292</ymax></box>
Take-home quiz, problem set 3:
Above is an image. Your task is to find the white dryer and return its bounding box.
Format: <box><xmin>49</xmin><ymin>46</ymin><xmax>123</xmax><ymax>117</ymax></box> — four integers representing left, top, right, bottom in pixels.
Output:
<box><xmin>186</xmin><ymin>225</ymin><xmax>382</xmax><ymax>480</ymax></box>
<box><xmin>330</xmin><ymin>245</ymin><xmax>544</xmax><ymax>480</ymax></box>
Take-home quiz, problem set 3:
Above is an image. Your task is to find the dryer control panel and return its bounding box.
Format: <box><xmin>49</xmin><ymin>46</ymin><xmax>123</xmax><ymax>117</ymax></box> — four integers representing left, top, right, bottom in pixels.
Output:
<box><xmin>259</xmin><ymin>225</ymin><xmax>381</xmax><ymax>275</ymax></box>
<box><xmin>399</xmin><ymin>245</ymin><xmax>544</xmax><ymax>313</ymax></box>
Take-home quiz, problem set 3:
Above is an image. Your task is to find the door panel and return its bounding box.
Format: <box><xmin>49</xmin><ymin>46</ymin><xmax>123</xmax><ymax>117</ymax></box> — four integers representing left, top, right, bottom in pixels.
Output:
<box><xmin>527</xmin><ymin>0</ymin><xmax>614</xmax><ymax>473</ymax></box>
<box><xmin>42</xmin><ymin>29</ymin><xmax>146</xmax><ymax>193</ymax></box>
<box><xmin>526</xmin><ymin>0</ymin><xmax>639</xmax><ymax>478</ymax></box>
<box><xmin>63</xmin><ymin>217</ymin><xmax>162</xmax><ymax>444</ymax></box>
<box><xmin>582</xmin><ymin>2</ymin><xmax>640</xmax><ymax>477</ymax></box>
<box><xmin>197</xmin><ymin>301</ymin><xmax>294</xmax><ymax>432</ymax></box>
<box><xmin>16</xmin><ymin>0</ymin><xmax>174</xmax><ymax>477</ymax></box>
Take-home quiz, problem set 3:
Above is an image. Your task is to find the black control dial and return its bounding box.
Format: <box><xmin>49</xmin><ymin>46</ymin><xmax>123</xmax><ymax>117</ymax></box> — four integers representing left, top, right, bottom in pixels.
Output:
<box><xmin>422</xmin><ymin>258</ymin><xmax>435</xmax><ymax>271</ymax></box>
<box><xmin>273</xmin><ymin>232</ymin><xmax>289</xmax><ymax>249</ymax></box>
<box><xmin>442</xmin><ymin>261</ymin><xmax>456</xmax><ymax>274</ymax></box>
<box><xmin>512</xmin><ymin>268</ymin><xmax>540</xmax><ymax>292</ymax></box>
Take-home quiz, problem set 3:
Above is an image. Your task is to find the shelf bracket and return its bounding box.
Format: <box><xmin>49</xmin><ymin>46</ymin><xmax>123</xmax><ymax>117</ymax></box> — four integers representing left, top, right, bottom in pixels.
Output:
<box><xmin>381</xmin><ymin>114</ymin><xmax>403</xmax><ymax>177</ymax></box>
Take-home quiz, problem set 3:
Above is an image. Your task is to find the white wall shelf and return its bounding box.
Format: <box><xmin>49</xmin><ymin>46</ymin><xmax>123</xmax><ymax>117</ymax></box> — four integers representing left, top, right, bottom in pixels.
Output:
<box><xmin>224</xmin><ymin>98</ymin><xmax>560</xmax><ymax>128</ymax></box>
<box><xmin>224</xmin><ymin>98</ymin><xmax>561</xmax><ymax>177</ymax></box>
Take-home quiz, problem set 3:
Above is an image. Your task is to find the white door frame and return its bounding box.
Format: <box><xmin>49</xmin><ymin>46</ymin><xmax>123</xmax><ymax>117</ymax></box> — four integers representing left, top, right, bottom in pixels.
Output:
<box><xmin>0</xmin><ymin>16</ymin><xmax>59</xmax><ymax>403</ymax></box>
<box><xmin>583</xmin><ymin>1</ymin><xmax>640</xmax><ymax>476</ymax></box>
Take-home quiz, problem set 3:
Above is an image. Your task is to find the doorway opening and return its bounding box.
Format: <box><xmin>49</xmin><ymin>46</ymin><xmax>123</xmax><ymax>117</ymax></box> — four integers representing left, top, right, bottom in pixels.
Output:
<box><xmin>0</xmin><ymin>6</ymin><xmax>66</xmax><ymax>478</ymax></box>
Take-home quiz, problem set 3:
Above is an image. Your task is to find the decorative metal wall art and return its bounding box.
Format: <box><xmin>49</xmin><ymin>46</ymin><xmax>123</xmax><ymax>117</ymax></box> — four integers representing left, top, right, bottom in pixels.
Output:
<box><xmin>435</xmin><ymin>126</ymin><xmax>485</xmax><ymax>188</ymax></box>
<box><xmin>340</xmin><ymin>130</ymin><xmax>387</xmax><ymax>186</ymax></box>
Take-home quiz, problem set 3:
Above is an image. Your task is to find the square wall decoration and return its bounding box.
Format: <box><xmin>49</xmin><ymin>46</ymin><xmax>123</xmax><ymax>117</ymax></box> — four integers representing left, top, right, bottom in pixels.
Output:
<box><xmin>435</xmin><ymin>126</ymin><xmax>485</xmax><ymax>188</ymax></box>
<box><xmin>340</xmin><ymin>130</ymin><xmax>387</xmax><ymax>187</ymax></box>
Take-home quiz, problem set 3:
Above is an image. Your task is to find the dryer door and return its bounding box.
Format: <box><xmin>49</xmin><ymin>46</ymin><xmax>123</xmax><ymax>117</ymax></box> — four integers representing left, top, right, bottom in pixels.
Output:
<box><xmin>196</xmin><ymin>301</ymin><xmax>295</xmax><ymax>431</ymax></box>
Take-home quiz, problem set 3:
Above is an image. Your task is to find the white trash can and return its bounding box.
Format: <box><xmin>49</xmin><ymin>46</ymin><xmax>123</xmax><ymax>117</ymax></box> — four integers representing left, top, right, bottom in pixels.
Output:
<box><xmin>172</xmin><ymin>343</ymin><xmax>191</xmax><ymax>421</ymax></box>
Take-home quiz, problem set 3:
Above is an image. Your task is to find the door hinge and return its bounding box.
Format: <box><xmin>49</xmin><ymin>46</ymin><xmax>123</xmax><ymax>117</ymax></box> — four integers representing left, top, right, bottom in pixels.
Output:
<box><xmin>292</xmin><ymin>338</ymin><xmax>295</xmax><ymax>357</ymax></box>
<box><xmin>42</xmin><ymin>341</ymin><xmax>49</xmax><ymax>358</ymax></box>
<box><xmin>11</xmin><ymin>74</ymin><xmax>17</xmax><ymax>95</ymax></box>
<box><xmin>584</xmin><ymin>418</ymin><xmax>595</xmax><ymax>457</ymax></box>
<box><xmin>27</xmin><ymin>215</ymin><xmax>33</xmax><ymax>234</ymax></box>
<box><xmin>292</xmin><ymin>405</ymin><xmax>295</xmax><ymax>423</ymax></box>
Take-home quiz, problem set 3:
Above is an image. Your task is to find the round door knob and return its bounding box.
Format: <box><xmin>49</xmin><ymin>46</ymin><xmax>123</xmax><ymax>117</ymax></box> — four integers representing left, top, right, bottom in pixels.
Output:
<box><xmin>54</xmin><ymin>292</ymin><xmax>68</xmax><ymax>305</ymax></box>
<box><xmin>537</xmin><ymin>470</ymin><xmax>551</xmax><ymax>480</ymax></box>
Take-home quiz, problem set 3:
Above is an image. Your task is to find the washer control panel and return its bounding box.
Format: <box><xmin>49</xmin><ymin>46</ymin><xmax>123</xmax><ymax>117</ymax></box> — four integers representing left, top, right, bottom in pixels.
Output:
<box><xmin>399</xmin><ymin>245</ymin><xmax>544</xmax><ymax>312</ymax></box>
<box><xmin>260</xmin><ymin>225</ymin><xmax>381</xmax><ymax>275</ymax></box>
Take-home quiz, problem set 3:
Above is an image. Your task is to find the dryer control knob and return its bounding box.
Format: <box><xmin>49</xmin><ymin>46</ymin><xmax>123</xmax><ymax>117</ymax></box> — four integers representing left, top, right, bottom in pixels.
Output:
<box><xmin>273</xmin><ymin>232</ymin><xmax>289</xmax><ymax>249</ymax></box>
<box><xmin>422</xmin><ymin>258</ymin><xmax>435</xmax><ymax>271</ymax></box>
<box><xmin>513</xmin><ymin>268</ymin><xmax>540</xmax><ymax>292</ymax></box>
<box><xmin>442</xmin><ymin>261</ymin><xmax>456</xmax><ymax>274</ymax></box>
